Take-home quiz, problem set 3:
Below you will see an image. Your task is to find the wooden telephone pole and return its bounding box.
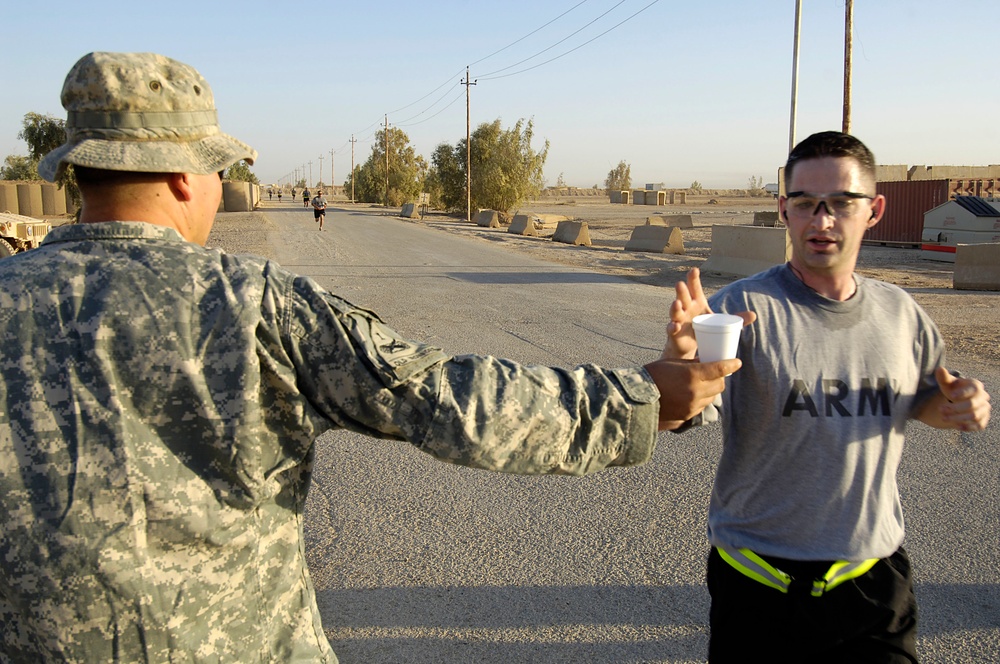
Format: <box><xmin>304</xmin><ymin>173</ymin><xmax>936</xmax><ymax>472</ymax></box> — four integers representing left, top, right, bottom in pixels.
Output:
<box><xmin>842</xmin><ymin>0</ymin><xmax>854</xmax><ymax>134</ymax></box>
<box><xmin>349</xmin><ymin>135</ymin><xmax>357</xmax><ymax>203</ymax></box>
<box><xmin>462</xmin><ymin>67</ymin><xmax>477</xmax><ymax>222</ymax></box>
<box><xmin>788</xmin><ymin>0</ymin><xmax>802</xmax><ymax>153</ymax></box>
<box><xmin>384</xmin><ymin>115</ymin><xmax>389</xmax><ymax>208</ymax></box>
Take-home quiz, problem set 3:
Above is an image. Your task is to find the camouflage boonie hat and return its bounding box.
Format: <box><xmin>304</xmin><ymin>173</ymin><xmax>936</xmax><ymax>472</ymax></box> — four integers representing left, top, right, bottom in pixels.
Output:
<box><xmin>38</xmin><ymin>52</ymin><xmax>257</xmax><ymax>182</ymax></box>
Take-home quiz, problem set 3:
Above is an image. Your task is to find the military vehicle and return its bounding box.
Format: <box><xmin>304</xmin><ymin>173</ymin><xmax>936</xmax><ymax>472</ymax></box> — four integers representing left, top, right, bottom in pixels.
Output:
<box><xmin>0</xmin><ymin>212</ymin><xmax>50</xmax><ymax>258</ymax></box>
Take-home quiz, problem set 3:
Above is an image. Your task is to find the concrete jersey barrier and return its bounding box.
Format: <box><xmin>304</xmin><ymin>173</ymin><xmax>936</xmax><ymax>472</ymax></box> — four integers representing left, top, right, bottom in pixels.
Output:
<box><xmin>401</xmin><ymin>202</ymin><xmax>421</xmax><ymax>219</ymax></box>
<box><xmin>624</xmin><ymin>225</ymin><xmax>684</xmax><ymax>254</ymax></box>
<box><xmin>647</xmin><ymin>214</ymin><xmax>693</xmax><ymax>229</ymax></box>
<box><xmin>508</xmin><ymin>214</ymin><xmax>538</xmax><ymax>236</ymax></box>
<box><xmin>551</xmin><ymin>220</ymin><xmax>591</xmax><ymax>246</ymax></box>
<box><xmin>701</xmin><ymin>225</ymin><xmax>791</xmax><ymax>277</ymax></box>
<box><xmin>476</xmin><ymin>209</ymin><xmax>500</xmax><ymax>228</ymax></box>
<box><xmin>953</xmin><ymin>243</ymin><xmax>1000</xmax><ymax>291</ymax></box>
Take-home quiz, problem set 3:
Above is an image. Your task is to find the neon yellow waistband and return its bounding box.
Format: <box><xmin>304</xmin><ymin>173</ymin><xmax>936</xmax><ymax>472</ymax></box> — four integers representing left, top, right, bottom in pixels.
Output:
<box><xmin>717</xmin><ymin>546</ymin><xmax>880</xmax><ymax>597</ymax></box>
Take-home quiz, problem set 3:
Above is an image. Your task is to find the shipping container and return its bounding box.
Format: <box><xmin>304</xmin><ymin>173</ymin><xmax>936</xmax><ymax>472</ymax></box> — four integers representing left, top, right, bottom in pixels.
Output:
<box><xmin>867</xmin><ymin>181</ymin><xmax>950</xmax><ymax>244</ymax></box>
<box><xmin>866</xmin><ymin>179</ymin><xmax>1000</xmax><ymax>244</ymax></box>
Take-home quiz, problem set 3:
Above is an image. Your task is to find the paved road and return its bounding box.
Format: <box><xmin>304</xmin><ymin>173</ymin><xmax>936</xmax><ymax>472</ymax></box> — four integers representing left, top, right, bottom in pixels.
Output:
<box><xmin>258</xmin><ymin>203</ymin><xmax>999</xmax><ymax>663</ymax></box>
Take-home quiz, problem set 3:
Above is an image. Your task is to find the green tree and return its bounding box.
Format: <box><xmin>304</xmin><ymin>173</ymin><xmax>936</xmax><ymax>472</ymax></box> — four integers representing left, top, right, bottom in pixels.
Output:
<box><xmin>471</xmin><ymin>118</ymin><xmax>548</xmax><ymax>212</ymax></box>
<box><xmin>604</xmin><ymin>160</ymin><xmax>630</xmax><ymax>194</ymax></box>
<box><xmin>18</xmin><ymin>112</ymin><xmax>65</xmax><ymax>162</ymax></box>
<box><xmin>344</xmin><ymin>127</ymin><xmax>425</xmax><ymax>206</ymax></box>
<box><xmin>2</xmin><ymin>113</ymin><xmax>64</xmax><ymax>182</ymax></box>
<box><xmin>690</xmin><ymin>180</ymin><xmax>703</xmax><ymax>193</ymax></box>
<box><xmin>747</xmin><ymin>175</ymin><xmax>765</xmax><ymax>197</ymax></box>
<box><xmin>224</xmin><ymin>160</ymin><xmax>259</xmax><ymax>184</ymax></box>
<box><xmin>425</xmin><ymin>142</ymin><xmax>463</xmax><ymax>210</ymax></box>
<box><xmin>0</xmin><ymin>155</ymin><xmax>38</xmax><ymax>180</ymax></box>
<box><xmin>427</xmin><ymin>118</ymin><xmax>548</xmax><ymax>214</ymax></box>
<box><xmin>8</xmin><ymin>112</ymin><xmax>80</xmax><ymax>209</ymax></box>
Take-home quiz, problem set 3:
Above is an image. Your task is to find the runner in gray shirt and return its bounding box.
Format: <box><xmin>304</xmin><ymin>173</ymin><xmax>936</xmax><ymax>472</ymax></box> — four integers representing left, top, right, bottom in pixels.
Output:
<box><xmin>665</xmin><ymin>131</ymin><xmax>991</xmax><ymax>663</ymax></box>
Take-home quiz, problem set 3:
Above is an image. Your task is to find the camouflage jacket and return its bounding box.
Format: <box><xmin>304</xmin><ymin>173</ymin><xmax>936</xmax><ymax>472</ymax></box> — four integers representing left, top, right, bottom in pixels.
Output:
<box><xmin>0</xmin><ymin>222</ymin><xmax>660</xmax><ymax>662</ymax></box>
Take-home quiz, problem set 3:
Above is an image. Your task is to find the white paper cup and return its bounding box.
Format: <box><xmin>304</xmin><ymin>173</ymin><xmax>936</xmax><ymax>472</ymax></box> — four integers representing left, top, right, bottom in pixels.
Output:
<box><xmin>692</xmin><ymin>313</ymin><xmax>743</xmax><ymax>363</ymax></box>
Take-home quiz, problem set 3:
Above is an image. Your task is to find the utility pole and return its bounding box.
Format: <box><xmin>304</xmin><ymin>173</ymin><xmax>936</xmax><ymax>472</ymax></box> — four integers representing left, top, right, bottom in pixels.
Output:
<box><xmin>384</xmin><ymin>115</ymin><xmax>389</xmax><ymax>208</ymax></box>
<box><xmin>788</xmin><ymin>0</ymin><xmax>802</xmax><ymax>153</ymax></box>
<box><xmin>330</xmin><ymin>149</ymin><xmax>335</xmax><ymax>195</ymax></box>
<box><xmin>462</xmin><ymin>66</ymin><xmax>477</xmax><ymax>222</ymax></box>
<box><xmin>317</xmin><ymin>155</ymin><xmax>323</xmax><ymax>187</ymax></box>
<box><xmin>842</xmin><ymin>0</ymin><xmax>854</xmax><ymax>134</ymax></box>
<box><xmin>308</xmin><ymin>161</ymin><xmax>313</xmax><ymax>188</ymax></box>
<box><xmin>350</xmin><ymin>135</ymin><xmax>357</xmax><ymax>203</ymax></box>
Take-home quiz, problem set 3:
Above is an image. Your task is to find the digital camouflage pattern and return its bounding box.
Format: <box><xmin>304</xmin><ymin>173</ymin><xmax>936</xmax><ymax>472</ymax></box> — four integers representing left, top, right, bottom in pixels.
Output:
<box><xmin>0</xmin><ymin>221</ymin><xmax>660</xmax><ymax>662</ymax></box>
<box><xmin>38</xmin><ymin>52</ymin><xmax>257</xmax><ymax>182</ymax></box>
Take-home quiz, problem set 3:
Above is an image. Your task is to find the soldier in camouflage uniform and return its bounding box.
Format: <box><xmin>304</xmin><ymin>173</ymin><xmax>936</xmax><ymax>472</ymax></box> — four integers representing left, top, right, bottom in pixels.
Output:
<box><xmin>0</xmin><ymin>52</ymin><xmax>743</xmax><ymax>662</ymax></box>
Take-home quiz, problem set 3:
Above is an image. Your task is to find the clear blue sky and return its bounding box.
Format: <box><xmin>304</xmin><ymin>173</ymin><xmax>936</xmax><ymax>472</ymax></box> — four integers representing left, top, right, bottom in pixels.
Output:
<box><xmin>2</xmin><ymin>0</ymin><xmax>997</xmax><ymax>189</ymax></box>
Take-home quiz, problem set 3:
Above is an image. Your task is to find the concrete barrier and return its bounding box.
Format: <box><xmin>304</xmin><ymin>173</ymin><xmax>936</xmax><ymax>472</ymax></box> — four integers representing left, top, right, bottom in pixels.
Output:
<box><xmin>41</xmin><ymin>183</ymin><xmax>67</xmax><ymax>216</ymax></box>
<box><xmin>476</xmin><ymin>209</ymin><xmax>500</xmax><ymax>227</ymax></box>
<box><xmin>552</xmin><ymin>220</ymin><xmax>591</xmax><ymax>246</ymax></box>
<box><xmin>609</xmin><ymin>190</ymin><xmax>623</xmax><ymax>204</ymax></box>
<box><xmin>16</xmin><ymin>183</ymin><xmax>43</xmax><ymax>218</ymax></box>
<box><xmin>669</xmin><ymin>191</ymin><xmax>686</xmax><ymax>204</ymax></box>
<box><xmin>632</xmin><ymin>190</ymin><xmax>646</xmax><ymax>206</ymax></box>
<box><xmin>0</xmin><ymin>183</ymin><xmax>18</xmax><ymax>214</ymax></box>
<box><xmin>508</xmin><ymin>214</ymin><xmax>538</xmax><ymax>236</ymax></box>
<box><xmin>954</xmin><ymin>243</ymin><xmax>1000</xmax><ymax>291</ymax></box>
<box><xmin>535</xmin><ymin>213</ymin><xmax>570</xmax><ymax>227</ymax></box>
<box><xmin>222</xmin><ymin>182</ymin><xmax>252</xmax><ymax>212</ymax></box>
<box><xmin>645</xmin><ymin>190</ymin><xmax>666</xmax><ymax>206</ymax></box>
<box><xmin>753</xmin><ymin>211</ymin><xmax>781</xmax><ymax>227</ymax></box>
<box><xmin>647</xmin><ymin>214</ymin><xmax>693</xmax><ymax>229</ymax></box>
<box><xmin>701</xmin><ymin>225</ymin><xmax>791</xmax><ymax>277</ymax></box>
<box><xmin>401</xmin><ymin>202</ymin><xmax>421</xmax><ymax>219</ymax></box>
<box><xmin>624</xmin><ymin>225</ymin><xmax>684</xmax><ymax>254</ymax></box>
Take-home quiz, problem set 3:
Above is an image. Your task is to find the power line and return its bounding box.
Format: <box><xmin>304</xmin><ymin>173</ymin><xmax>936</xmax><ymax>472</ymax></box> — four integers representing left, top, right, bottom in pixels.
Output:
<box><xmin>479</xmin><ymin>0</ymin><xmax>661</xmax><ymax>81</ymax></box>
<box><xmin>348</xmin><ymin>2</ymin><xmax>622</xmax><ymax>140</ymax></box>
<box><xmin>468</xmin><ymin>0</ymin><xmax>593</xmax><ymax>67</ymax></box>
<box><xmin>387</xmin><ymin>69</ymin><xmax>466</xmax><ymax>116</ymax></box>
<box><xmin>395</xmin><ymin>82</ymin><xmax>463</xmax><ymax>125</ymax></box>
<box><xmin>385</xmin><ymin>1</ymin><xmax>593</xmax><ymax>124</ymax></box>
<box><xmin>311</xmin><ymin>1</ymin><xmax>661</xmax><ymax>179</ymax></box>
<box><xmin>395</xmin><ymin>89</ymin><xmax>466</xmax><ymax>128</ymax></box>
<box><xmin>477</xmin><ymin>0</ymin><xmax>628</xmax><ymax>79</ymax></box>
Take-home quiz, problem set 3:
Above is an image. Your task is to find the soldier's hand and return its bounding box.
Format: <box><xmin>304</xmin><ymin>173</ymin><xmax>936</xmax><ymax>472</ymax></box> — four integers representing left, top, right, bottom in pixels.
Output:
<box><xmin>643</xmin><ymin>357</ymin><xmax>741</xmax><ymax>430</ymax></box>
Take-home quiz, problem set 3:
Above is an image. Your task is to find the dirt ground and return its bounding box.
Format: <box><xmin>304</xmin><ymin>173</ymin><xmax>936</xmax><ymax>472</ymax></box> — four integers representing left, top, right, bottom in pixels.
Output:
<box><xmin>382</xmin><ymin>195</ymin><xmax>1000</xmax><ymax>366</ymax></box>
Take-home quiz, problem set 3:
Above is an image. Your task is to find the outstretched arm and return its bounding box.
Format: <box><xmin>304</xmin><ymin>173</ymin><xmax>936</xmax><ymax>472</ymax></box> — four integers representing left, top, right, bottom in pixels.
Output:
<box><xmin>915</xmin><ymin>366</ymin><xmax>992</xmax><ymax>431</ymax></box>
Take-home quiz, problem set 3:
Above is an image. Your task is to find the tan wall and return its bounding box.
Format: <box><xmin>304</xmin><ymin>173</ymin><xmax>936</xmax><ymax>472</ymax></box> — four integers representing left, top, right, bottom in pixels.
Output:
<box><xmin>908</xmin><ymin>165</ymin><xmax>1000</xmax><ymax>181</ymax></box>
<box><xmin>16</xmin><ymin>183</ymin><xmax>43</xmax><ymax>217</ymax></box>
<box><xmin>41</xmin><ymin>183</ymin><xmax>67</xmax><ymax>216</ymax></box>
<box><xmin>876</xmin><ymin>165</ymin><xmax>909</xmax><ymax>182</ymax></box>
<box><xmin>0</xmin><ymin>183</ymin><xmax>18</xmax><ymax>215</ymax></box>
<box><xmin>222</xmin><ymin>182</ymin><xmax>252</xmax><ymax>212</ymax></box>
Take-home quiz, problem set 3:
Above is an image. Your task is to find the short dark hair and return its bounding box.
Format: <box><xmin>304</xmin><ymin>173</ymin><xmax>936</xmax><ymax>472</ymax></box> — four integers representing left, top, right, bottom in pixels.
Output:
<box><xmin>784</xmin><ymin>131</ymin><xmax>876</xmax><ymax>189</ymax></box>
